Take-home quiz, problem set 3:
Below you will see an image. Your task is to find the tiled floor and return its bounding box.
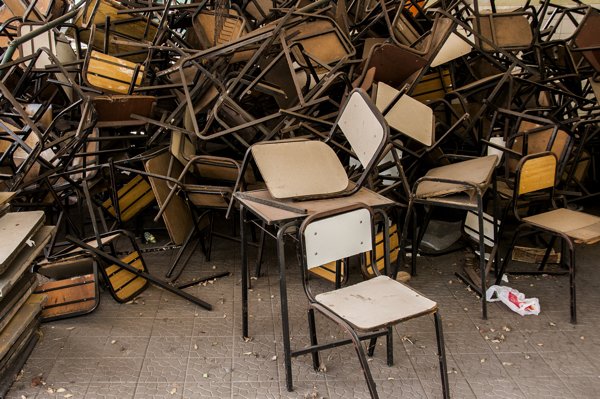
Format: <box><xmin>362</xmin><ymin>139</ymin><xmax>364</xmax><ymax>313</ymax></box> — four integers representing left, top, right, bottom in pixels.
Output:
<box><xmin>7</xmin><ymin>225</ymin><xmax>600</xmax><ymax>398</ymax></box>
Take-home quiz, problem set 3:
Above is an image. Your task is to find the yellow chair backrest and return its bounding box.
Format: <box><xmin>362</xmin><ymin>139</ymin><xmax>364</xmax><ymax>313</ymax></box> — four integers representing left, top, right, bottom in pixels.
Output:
<box><xmin>86</xmin><ymin>50</ymin><xmax>143</xmax><ymax>94</ymax></box>
<box><xmin>517</xmin><ymin>154</ymin><xmax>557</xmax><ymax>195</ymax></box>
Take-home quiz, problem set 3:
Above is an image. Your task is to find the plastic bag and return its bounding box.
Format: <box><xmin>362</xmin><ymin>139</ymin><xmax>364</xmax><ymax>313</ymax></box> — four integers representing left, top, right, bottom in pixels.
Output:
<box><xmin>486</xmin><ymin>285</ymin><xmax>540</xmax><ymax>316</ymax></box>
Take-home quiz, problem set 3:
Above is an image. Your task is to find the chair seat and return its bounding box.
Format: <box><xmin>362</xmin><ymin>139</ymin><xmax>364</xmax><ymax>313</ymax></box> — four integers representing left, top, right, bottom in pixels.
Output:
<box><xmin>524</xmin><ymin>208</ymin><xmax>600</xmax><ymax>244</ymax></box>
<box><xmin>415</xmin><ymin>155</ymin><xmax>497</xmax><ymax>199</ymax></box>
<box><xmin>315</xmin><ymin>275</ymin><xmax>437</xmax><ymax>330</ymax></box>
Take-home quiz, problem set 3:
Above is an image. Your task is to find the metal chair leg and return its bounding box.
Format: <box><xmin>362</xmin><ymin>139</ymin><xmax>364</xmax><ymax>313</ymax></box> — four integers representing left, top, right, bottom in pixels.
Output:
<box><xmin>495</xmin><ymin>225</ymin><xmax>525</xmax><ymax>285</ymax></box>
<box><xmin>477</xmin><ymin>207</ymin><xmax>487</xmax><ymax>320</ymax></box>
<box><xmin>367</xmin><ymin>337</ymin><xmax>377</xmax><ymax>357</ymax></box>
<box><xmin>254</xmin><ymin>222</ymin><xmax>266</xmax><ymax>277</ymax></box>
<box><xmin>386</xmin><ymin>326</ymin><xmax>394</xmax><ymax>367</ymax></box>
<box><xmin>434</xmin><ymin>312</ymin><xmax>450</xmax><ymax>399</ymax></box>
<box><xmin>566</xmin><ymin>238</ymin><xmax>577</xmax><ymax>324</ymax></box>
<box><xmin>347</xmin><ymin>327</ymin><xmax>379</xmax><ymax>399</ymax></box>
<box><xmin>307</xmin><ymin>308</ymin><xmax>320</xmax><ymax>370</ymax></box>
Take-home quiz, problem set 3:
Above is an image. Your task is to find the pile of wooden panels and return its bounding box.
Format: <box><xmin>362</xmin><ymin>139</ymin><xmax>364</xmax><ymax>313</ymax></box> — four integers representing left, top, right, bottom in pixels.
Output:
<box><xmin>0</xmin><ymin>194</ymin><xmax>55</xmax><ymax>396</ymax></box>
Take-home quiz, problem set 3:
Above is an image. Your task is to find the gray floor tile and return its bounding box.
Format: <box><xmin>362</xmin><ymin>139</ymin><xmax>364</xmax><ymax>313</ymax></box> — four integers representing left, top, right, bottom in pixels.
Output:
<box><xmin>138</xmin><ymin>358</ymin><xmax>187</xmax><ymax>383</ymax></box>
<box><xmin>133</xmin><ymin>383</ymin><xmax>184</xmax><ymax>399</ymax></box>
<box><xmin>513</xmin><ymin>377</ymin><xmax>575</xmax><ymax>399</ymax></box>
<box><xmin>186</xmin><ymin>357</ymin><xmax>233</xmax><ymax>384</ymax></box>
<box><xmin>466</xmin><ymin>378</ymin><xmax>526</xmax><ymax>399</ymax></box>
<box><xmin>145</xmin><ymin>336</ymin><xmax>191</xmax><ymax>359</ymax></box>
<box><xmin>91</xmin><ymin>357</ymin><xmax>144</xmax><ymax>383</ymax></box>
<box><xmin>231</xmin><ymin>381</ymin><xmax>280</xmax><ymax>399</ymax></box>
<box><xmin>84</xmin><ymin>383</ymin><xmax>136</xmax><ymax>399</ymax></box>
<box><xmin>182</xmin><ymin>382</ymin><xmax>232</xmax><ymax>398</ymax></box>
<box><xmin>35</xmin><ymin>384</ymin><xmax>88</xmax><ymax>399</ymax></box>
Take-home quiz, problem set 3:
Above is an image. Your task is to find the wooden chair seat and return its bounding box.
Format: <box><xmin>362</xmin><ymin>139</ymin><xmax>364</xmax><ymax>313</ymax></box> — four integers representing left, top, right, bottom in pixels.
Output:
<box><xmin>414</xmin><ymin>155</ymin><xmax>497</xmax><ymax>199</ymax></box>
<box><xmin>523</xmin><ymin>208</ymin><xmax>600</xmax><ymax>245</ymax></box>
<box><xmin>315</xmin><ymin>275</ymin><xmax>437</xmax><ymax>330</ymax></box>
<box><xmin>474</xmin><ymin>13</ymin><xmax>533</xmax><ymax>51</ymax></box>
<box><xmin>35</xmin><ymin>272</ymin><xmax>99</xmax><ymax>321</ymax></box>
<box><xmin>0</xmin><ymin>211</ymin><xmax>46</xmax><ymax>275</ymax></box>
<box><xmin>103</xmin><ymin>250</ymin><xmax>148</xmax><ymax>302</ymax></box>
<box><xmin>93</xmin><ymin>95</ymin><xmax>155</xmax><ymax>126</ymax></box>
<box><xmin>376</xmin><ymin>82</ymin><xmax>434</xmax><ymax>146</ymax></box>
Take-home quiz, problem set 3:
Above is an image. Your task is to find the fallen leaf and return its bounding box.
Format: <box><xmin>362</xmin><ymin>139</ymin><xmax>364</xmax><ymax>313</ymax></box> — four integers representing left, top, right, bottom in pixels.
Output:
<box><xmin>30</xmin><ymin>376</ymin><xmax>44</xmax><ymax>387</ymax></box>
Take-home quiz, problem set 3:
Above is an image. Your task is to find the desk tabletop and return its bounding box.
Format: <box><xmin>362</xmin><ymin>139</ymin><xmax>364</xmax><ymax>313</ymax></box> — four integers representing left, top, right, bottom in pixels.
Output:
<box><xmin>235</xmin><ymin>188</ymin><xmax>396</xmax><ymax>225</ymax></box>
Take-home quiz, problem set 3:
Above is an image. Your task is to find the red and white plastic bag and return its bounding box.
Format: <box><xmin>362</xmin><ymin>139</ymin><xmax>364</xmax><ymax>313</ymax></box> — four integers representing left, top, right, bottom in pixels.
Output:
<box><xmin>486</xmin><ymin>285</ymin><xmax>540</xmax><ymax>316</ymax></box>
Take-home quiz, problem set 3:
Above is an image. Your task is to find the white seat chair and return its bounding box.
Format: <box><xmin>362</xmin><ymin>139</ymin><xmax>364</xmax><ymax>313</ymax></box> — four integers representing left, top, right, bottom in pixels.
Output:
<box><xmin>295</xmin><ymin>203</ymin><xmax>450</xmax><ymax>399</ymax></box>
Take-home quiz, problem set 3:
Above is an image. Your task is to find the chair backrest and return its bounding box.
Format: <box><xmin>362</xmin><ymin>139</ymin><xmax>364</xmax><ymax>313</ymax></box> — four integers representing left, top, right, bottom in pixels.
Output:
<box><xmin>302</xmin><ymin>205</ymin><xmax>373</xmax><ymax>270</ymax></box>
<box><xmin>193</xmin><ymin>9</ymin><xmax>247</xmax><ymax>49</ymax></box>
<box><xmin>515</xmin><ymin>152</ymin><xmax>557</xmax><ymax>196</ymax></box>
<box><xmin>507</xmin><ymin>120</ymin><xmax>571</xmax><ymax>174</ymax></box>
<box><xmin>332</xmin><ymin>88</ymin><xmax>389</xmax><ymax>186</ymax></box>
<box><xmin>18</xmin><ymin>22</ymin><xmax>56</xmax><ymax>69</ymax></box>
<box><xmin>84</xmin><ymin>50</ymin><xmax>143</xmax><ymax>94</ymax></box>
<box><xmin>288</xmin><ymin>16</ymin><xmax>355</xmax><ymax>69</ymax></box>
<box><xmin>572</xmin><ymin>8</ymin><xmax>600</xmax><ymax>73</ymax></box>
<box><xmin>360</xmin><ymin>43</ymin><xmax>427</xmax><ymax>88</ymax></box>
<box><xmin>375</xmin><ymin>82</ymin><xmax>434</xmax><ymax>146</ymax></box>
<box><xmin>473</xmin><ymin>10</ymin><xmax>534</xmax><ymax>52</ymax></box>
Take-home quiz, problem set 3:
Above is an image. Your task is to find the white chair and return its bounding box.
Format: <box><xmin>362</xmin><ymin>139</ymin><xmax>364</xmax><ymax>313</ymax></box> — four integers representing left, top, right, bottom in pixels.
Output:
<box><xmin>296</xmin><ymin>203</ymin><xmax>449</xmax><ymax>399</ymax></box>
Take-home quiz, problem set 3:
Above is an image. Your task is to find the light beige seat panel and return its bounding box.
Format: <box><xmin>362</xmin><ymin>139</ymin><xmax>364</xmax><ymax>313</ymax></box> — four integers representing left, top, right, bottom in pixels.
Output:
<box><xmin>375</xmin><ymin>82</ymin><xmax>434</xmax><ymax>146</ymax></box>
<box><xmin>251</xmin><ymin>141</ymin><xmax>349</xmax><ymax>199</ymax></box>
<box><xmin>415</xmin><ymin>155</ymin><xmax>498</xmax><ymax>198</ymax></box>
<box><xmin>315</xmin><ymin>275</ymin><xmax>437</xmax><ymax>330</ymax></box>
<box><xmin>524</xmin><ymin>208</ymin><xmax>600</xmax><ymax>244</ymax></box>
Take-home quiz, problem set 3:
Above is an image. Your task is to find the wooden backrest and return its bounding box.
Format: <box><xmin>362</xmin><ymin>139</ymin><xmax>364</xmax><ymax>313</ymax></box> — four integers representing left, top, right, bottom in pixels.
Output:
<box><xmin>289</xmin><ymin>17</ymin><xmax>355</xmax><ymax>69</ymax></box>
<box><xmin>411</xmin><ymin>67</ymin><xmax>453</xmax><ymax>102</ymax></box>
<box><xmin>573</xmin><ymin>8</ymin><xmax>600</xmax><ymax>73</ymax></box>
<box><xmin>508</xmin><ymin>120</ymin><xmax>570</xmax><ymax>173</ymax></box>
<box><xmin>85</xmin><ymin>50</ymin><xmax>143</xmax><ymax>94</ymax></box>
<box><xmin>74</xmin><ymin>0</ymin><xmax>157</xmax><ymax>61</ymax></box>
<box><xmin>362</xmin><ymin>43</ymin><xmax>427</xmax><ymax>88</ymax></box>
<box><xmin>303</xmin><ymin>207</ymin><xmax>373</xmax><ymax>270</ymax></box>
<box><xmin>335</xmin><ymin>89</ymin><xmax>388</xmax><ymax>168</ymax></box>
<box><xmin>475</xmin><ymin>13</ymin><xmax>533</xmax><ymax>51</ymax></box>
<box><xmin>517</xmin><ymin>153</ymin><xmax>557</xmax><ymax>195</ymax></box>
<box><xmin>194</xmin><ymin>10</ymin><xmax>247</xmax><ymax>49</ymax></box>
<box><xmin>145</xmin><ymin>151</ymin><xmax>194</xmax><ymax>246</ymax></box>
